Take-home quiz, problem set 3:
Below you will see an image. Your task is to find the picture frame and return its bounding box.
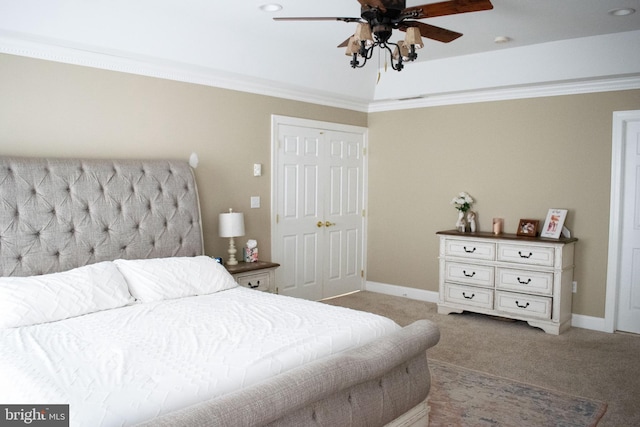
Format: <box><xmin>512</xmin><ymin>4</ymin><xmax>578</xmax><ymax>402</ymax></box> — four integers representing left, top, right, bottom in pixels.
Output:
<box><xmin>541</xmin><ymin>209</ymin><xmax>568</xmax><ymax>239</ymax></box>
<box><xmin>516</xmin><ymin>219</ymin><xmax>539</xmax><ymax>237</ymax></box>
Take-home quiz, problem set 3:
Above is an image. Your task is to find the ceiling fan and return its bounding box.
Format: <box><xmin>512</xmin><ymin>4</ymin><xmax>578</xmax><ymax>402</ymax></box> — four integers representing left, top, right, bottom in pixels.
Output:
<box><xmin>274</xmin><ymin>0</ymin><xmax>493</xmax><ymax>71</ymax></box>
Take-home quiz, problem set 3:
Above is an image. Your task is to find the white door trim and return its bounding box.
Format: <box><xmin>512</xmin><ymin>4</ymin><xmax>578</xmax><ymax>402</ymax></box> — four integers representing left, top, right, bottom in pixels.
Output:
<box><xmin>270</xmin><ymin>115</ymin><xmax>369</xmax><ymax>295</ymax></box>
<box><xmin>605</xmin><ymin>110</ymin><xmax>640</xmax><ymax>333</ymax></box>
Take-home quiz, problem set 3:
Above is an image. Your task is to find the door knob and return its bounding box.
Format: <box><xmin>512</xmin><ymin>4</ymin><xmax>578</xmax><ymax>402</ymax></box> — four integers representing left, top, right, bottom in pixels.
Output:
<box><xmin>317</xmin><ymin>221</ymin><xmax>324</xmax><ymax>228</ymax></box>
<box><xmin>325</xmin><ymin>221</ymin><xmax>335</xmax><ymax>227</ymax></box>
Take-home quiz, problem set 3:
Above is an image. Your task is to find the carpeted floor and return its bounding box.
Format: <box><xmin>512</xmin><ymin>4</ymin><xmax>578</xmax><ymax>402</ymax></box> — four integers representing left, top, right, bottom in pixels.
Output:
<box><xmin>322</xmin><ymin>291</ymin><xmax>640</xmax><ymax>427</ymax></box>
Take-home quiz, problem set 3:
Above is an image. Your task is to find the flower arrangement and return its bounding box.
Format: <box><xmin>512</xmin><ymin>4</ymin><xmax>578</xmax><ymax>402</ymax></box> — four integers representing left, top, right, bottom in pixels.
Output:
<box><xmin>451</xmin><ymin>192</ymin><xmax>474</xmax><ymax>213</ymax></box>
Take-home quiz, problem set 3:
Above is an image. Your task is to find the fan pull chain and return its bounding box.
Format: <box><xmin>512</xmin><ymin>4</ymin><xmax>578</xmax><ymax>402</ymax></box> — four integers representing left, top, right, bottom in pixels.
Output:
<box><xmin>384</xmin><ymin>48</ymin><xmax>388</xmax><ymax>72</ymax></box>
<box><xmin>377</xmin><ymin>50</ymin><xmax>382</xmax><ymax>84</ymax></box>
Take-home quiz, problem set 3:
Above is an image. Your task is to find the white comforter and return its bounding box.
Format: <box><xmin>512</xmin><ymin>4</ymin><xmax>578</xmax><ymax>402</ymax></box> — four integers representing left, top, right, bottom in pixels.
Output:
<box><xmin>0</xmin><ymin>287</ymin><xmax>399</xmax><ymax>426</ymax></box>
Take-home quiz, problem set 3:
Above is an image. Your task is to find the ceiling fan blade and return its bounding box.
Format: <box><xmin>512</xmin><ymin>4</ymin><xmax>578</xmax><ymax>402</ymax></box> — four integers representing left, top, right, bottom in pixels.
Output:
<box><xmin>404</xmin><ymin>0</ymin><xmax>493</xmax><ymax>19</ymax></box>
<box><xmin>274</xmin><ymin>17</ymin><xmax>362</xmax><ymax>23</ymax></box>
<box><xmin>399</xmin><ymin>21</ymin><xmax>462</xmax><ymax>43</ymax></box>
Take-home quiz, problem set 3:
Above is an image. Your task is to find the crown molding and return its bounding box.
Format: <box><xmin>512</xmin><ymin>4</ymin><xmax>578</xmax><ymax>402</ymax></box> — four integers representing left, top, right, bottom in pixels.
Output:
<box><xmin>0</xmin><ymin>31</ymin><xmax>371</xmax><ymax>113</ymax></box>
<box><xmin>2</xmin><ymin>31</ymin><xmax>638</xmax><ymax>114</ymax></box>
<box><xmin>368</xmin><ymin>75</ymin><xmax>640</xmax><ymax>112</ymax></box>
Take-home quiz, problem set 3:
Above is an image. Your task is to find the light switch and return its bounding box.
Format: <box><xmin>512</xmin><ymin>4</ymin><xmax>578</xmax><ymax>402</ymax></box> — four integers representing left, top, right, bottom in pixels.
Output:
<box><xmin>250</xmin><ymin>196</ymin><xmax>260</xmax><ymax>208</ymax></box>
<box><xmin>253</xmin><ymin>163</ymin><xmax>262</xmax><ymax>177</ymax></box>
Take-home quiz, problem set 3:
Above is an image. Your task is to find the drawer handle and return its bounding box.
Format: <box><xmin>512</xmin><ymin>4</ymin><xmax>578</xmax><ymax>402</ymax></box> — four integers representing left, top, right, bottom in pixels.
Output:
<box><xmin>249</xmin><ymin>280</ymin><xmax>260</xmax><ymax>289</ymax></box>
<box><xmin>463</xmin><ymin>270</ymin><xmax>476</xmax><ymax>278</ymax></box>
<box><xmin>518</xmin><ymin>251</ymin><xmax>533</xmax><ymax>258</ymax></box>
<box><xmin>462</xmin><ymin>292</ymin><xmax>475</xmax><ymax>300</ymax></box>
<box><xmin>517</xmin><ymin>277</ymin><xmax>532</xmax><ymax>285</ymax></box>
<box><xmin>463</xmin><ymin>246</ymin><xmax>476</xmax><ymax>253</ymax></box>
<box><xmin>515</xmin><ymin>301</ymin><xmax>530</xmax><ymax>309</ymax></box>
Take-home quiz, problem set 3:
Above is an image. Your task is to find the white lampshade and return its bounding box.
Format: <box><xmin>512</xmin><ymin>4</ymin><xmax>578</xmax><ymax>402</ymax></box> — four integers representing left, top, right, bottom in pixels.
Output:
<box><xmin>219</xmin><ymin>209</ymin><xmax>245</xmax><ymax>238</ymax></box>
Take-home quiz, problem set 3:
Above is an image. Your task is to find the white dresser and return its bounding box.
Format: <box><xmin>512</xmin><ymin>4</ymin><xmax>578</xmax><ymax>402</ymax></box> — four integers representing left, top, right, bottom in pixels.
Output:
<box><xmin>437</xmin><ymin>230</ymin><xmax>577</xmax><ymax>334</ymax></box>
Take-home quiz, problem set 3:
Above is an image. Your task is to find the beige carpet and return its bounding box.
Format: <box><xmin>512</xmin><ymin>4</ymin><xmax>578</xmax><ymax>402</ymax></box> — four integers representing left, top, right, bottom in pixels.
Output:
<box><xmin>322</xmin><ymin>291</ymin><xmax>640</xmax><ymax>427</ymax></box>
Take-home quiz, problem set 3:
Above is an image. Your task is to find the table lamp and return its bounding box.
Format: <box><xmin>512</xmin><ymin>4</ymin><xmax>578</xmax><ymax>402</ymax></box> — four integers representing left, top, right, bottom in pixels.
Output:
<box><xmin>219</xmin><ymin>208</ymin><xmax>245</xmax><ymax>266</ymax></box>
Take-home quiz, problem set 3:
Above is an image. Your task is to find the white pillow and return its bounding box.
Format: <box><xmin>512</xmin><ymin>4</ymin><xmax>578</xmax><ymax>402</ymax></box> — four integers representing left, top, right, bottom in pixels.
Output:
<box><xmin>114</xmin><ymin>256</ymin><xmax>238</xmax><ymax>302</ymax></box>
<box><xmin>0</xmin><ymin>261</ymin><xmax>135</xmax><ymax>329</ymax></box>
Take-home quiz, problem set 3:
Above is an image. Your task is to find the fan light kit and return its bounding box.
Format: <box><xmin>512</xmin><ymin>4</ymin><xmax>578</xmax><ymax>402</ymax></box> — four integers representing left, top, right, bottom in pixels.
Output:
<box><xmin>275</xmin><ymin>0</ymin><xmax>493</xmax><ymax>72</ymax></box>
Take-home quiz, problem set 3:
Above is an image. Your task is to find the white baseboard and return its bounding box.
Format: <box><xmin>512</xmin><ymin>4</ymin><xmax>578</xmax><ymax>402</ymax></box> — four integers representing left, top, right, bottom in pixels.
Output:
<box><xmin>365</xmin><ymin>281</ymin><xmax>439</xmax><ymax>303</ymax></box>
<box><xmin>570</xmin><ymin>313</ymin><xmax>608</xmax><ymax>332</ymax></box>
<box><xmin>364</xmin><ymin>281</ymin><xmax>608</xmax><ymax>333</ymax></box>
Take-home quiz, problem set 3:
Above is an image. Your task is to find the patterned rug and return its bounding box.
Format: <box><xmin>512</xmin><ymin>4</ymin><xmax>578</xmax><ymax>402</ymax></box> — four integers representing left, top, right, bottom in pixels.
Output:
<box><xmin>428</xmin><ymin>359</ymin><xmax>607</xmax><ymax>427</ymax></box>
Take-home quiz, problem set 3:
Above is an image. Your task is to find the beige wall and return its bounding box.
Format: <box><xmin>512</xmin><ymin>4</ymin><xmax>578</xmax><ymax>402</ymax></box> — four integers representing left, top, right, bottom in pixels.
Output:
<box><xmin>0</xmin><ymin>54</ymin><xmax>367</xmax><ymax>261</ymax></box>
<box><xmin>2</xmin><ymin>53</ymin><xmax>639</xmax><ymax>318</ymax></box>
<box><xmin>367</xmin><ymin>92</ymin><xmax>640</xmax><ymax>317</ymax></box>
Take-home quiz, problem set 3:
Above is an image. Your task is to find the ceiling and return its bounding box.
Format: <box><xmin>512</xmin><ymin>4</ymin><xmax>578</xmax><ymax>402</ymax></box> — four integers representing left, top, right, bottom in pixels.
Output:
<box><xmin>1</xmin><ymin>0</ymin><xmax>639</xmax><ymax>110</ymax></box>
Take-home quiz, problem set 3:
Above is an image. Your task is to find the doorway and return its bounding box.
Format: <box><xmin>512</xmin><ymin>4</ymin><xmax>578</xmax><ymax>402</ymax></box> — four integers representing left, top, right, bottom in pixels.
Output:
<box><xmin>606</xmin><ymin>110</ymin><xmax>640</xmax><ymax>334</ymax></box>
<box><xmin>271</xmin><ymin>115</ymin><xmax>368</xmax><ymax>300</ymax></box>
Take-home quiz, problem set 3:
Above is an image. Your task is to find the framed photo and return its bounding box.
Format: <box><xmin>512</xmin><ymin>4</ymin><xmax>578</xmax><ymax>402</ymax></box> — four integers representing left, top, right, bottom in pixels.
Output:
<box><xmin>516</xmin><ymin>219</ymin><xmax>539</xmax><ymax>237</ymax></box>
<box><xmin>541</xmin><ymin>209</ymin><xmax>568</xmax><ymax>239</ymax></box>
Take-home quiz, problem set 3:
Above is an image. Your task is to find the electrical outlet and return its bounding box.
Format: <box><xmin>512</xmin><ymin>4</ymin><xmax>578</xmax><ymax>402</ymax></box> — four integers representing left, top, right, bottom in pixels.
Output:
<box><xmin>253</xmin><ymin>163</ymin><xmax>262</xmax><ymax>177</ymax></box>
<box><xmin>572</xmin><ymin>281</ymin><xmax>577</xmax><ymax>293</ymax></box>
<box><xmin>250</xmin><ymin>196</ymin><xmax>260</xmax><ymax>208</ymax></box>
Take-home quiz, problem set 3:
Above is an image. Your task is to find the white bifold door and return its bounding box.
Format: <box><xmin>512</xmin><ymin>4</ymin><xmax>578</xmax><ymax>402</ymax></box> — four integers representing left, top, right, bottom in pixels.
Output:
<box><xmin>271</xmin><ymin>116</ymin><xmax>367</xmax><ymax>300</ymax></box>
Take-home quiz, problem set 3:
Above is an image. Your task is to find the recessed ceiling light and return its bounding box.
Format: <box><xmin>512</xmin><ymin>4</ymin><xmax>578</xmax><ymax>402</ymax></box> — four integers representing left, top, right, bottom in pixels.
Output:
<box><xmin>494</xmin><ymin>36</ymin><xmax>511</xmax><ymax>44</ymax></box>
<box><xmin>608</xmin><ymin>8</ymin><xmax>636</xmax><ymax>16</ymax></box>
<box><xmin>260</xmin><ymin>4</ymin><xmax>283</xmax><ymax>12</ymax></box>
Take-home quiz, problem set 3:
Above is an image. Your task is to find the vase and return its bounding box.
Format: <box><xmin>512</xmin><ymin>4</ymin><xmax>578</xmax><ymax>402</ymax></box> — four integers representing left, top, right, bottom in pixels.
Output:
<box><xmin>467</xmin><ymin>211</ymin><xmax>477</xmax><ymax>233</ymax></box>
<box><xmin>456</xmin><ymin>211</ymin><xmax>467</xmax><ymax>232</ymax></box>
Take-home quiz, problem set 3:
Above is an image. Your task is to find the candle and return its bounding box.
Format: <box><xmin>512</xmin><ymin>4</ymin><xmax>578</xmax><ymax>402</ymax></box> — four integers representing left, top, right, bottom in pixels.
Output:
<box><xmin>493</xmin><ymin>218</ymin><xmax>503</xmax><ymax>235</ymax></box>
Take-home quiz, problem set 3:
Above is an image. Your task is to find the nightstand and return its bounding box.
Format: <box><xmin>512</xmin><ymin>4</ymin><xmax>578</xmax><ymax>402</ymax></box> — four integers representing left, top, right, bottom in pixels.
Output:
<box><xmin>225</xmin><ymin>261</ymin><xmax>280</xmax><ymax>293</ymax></box>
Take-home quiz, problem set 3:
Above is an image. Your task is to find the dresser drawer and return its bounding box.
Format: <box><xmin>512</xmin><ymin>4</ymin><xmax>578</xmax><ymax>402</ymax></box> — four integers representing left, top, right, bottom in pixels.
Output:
<box><xmin>445</xmin><ymin>239</ymin><xmax>495</xmax><ymax>261</ymax></box>
<box><xmin>445</xmin><ymin>262</ymin><xmax>494</xmax><ymax>288</ymax></box>
<box><xmin>496</xmin><ymin>268</ymin><xmax>554</xmax><ymax>296</ymax></box>
<box><xmin>235</xmin><ymin>271</ymin><xmax>271</xmax><ymax>292</ymax></box>
<box><xmin>495</xmin><ymin>291</ymin><xmax>551</xmax><ymax>320</ymax></box>
<box><xmin>497</xmin><ymin>244</ymin><xmax>555</xmax><ymax>267</ymax></box>
<box><xmin>444</xmin><ymin>283</ymin><xmax>493</xmax><ymax>310</ymax></box>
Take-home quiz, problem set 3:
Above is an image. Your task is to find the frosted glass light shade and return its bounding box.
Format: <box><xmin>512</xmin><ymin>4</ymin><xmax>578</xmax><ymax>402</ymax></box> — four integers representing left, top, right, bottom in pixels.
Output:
<box><xmin>393</xmin><ymin>40</ymin><xmax>410</xmax><ymax>60</ymax></box>
<box><xmin>404</xmin><ymin>27</ymin><xmax>423</xmax><ymax>49</ymax></box>
<box><xmin>354</xmin><ymin>23</ymin><xmax>373</xmax><ymax>46</ymax></box>
<box><xmin>345</xmin><ymin>36</ymin><xmax>360</xmax><ymax>56</ymax></box>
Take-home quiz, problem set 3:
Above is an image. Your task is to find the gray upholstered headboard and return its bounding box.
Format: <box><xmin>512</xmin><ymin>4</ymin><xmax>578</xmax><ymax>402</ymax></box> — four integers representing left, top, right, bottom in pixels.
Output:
<box><xmin>0</xmin><ymin>157</ymin><xmax>204</xmax><ymax>277</ymax></box>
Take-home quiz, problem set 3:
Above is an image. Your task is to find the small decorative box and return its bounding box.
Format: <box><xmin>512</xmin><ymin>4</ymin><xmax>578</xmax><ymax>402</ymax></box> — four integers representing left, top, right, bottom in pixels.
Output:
<box><xmin>243</xmin><ymin>247</ymin><xmax>258</xmax><ymax>262</ymax></box>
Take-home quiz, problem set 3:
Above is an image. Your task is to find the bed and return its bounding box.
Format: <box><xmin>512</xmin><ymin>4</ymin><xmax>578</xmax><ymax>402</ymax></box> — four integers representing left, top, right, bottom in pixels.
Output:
<box><xmin>0</xmin><ymin>156</ymin><xmax>440</xmax><ymax>427</ymax></box>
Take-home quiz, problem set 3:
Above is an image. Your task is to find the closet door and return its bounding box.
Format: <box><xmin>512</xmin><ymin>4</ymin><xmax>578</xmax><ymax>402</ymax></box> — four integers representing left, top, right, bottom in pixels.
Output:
<box><xmin>616</xmin><ymin>115</ymin><xmax>640</xmax><ymax>333</ymax></box>
<box><xmin>272</xmin><ymin>117</ymin><xmax>367</xmax><ymax>300</ymax></box>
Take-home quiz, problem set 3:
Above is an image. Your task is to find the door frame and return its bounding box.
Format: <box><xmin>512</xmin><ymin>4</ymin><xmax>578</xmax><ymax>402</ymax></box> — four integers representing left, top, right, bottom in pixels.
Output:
<box><xmin>270</xmin><ymin>114</ymin><xmax>369</xmax><ymax>296</ymax></box>
<box><xmin>605</xmin><ymin>110</ymin><xmax>640</xmax><ymax>332</ymax></box>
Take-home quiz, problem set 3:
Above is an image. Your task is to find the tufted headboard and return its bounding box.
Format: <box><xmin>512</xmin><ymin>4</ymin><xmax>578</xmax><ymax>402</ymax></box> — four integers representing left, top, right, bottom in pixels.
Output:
<box><xmin>0</xmin><ymin>157</ymin><xmax>204</xmax><ymax>277</ymax></box>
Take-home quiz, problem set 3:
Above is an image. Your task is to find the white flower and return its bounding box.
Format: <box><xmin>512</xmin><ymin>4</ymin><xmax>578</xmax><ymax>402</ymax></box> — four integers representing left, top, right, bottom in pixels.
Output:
<box><xmin>451</xmin><ymin>192</ymin><xmax>474</xmax><ymax>212</ymax></box>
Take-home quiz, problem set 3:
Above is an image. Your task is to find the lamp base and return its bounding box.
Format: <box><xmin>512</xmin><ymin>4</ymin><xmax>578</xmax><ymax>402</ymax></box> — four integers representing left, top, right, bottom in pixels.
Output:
<box><xmin>226</xmin><ymin>236</ymin><xmax>238</xmax><ymax>266</ymax></box>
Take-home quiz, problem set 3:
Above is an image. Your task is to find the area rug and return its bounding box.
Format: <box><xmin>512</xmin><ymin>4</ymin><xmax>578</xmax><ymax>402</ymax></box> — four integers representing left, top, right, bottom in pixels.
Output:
<box><xmin>428</xmin><ymin>359</ymin><xmax>607</xmax><ymax>427</ymax></box>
